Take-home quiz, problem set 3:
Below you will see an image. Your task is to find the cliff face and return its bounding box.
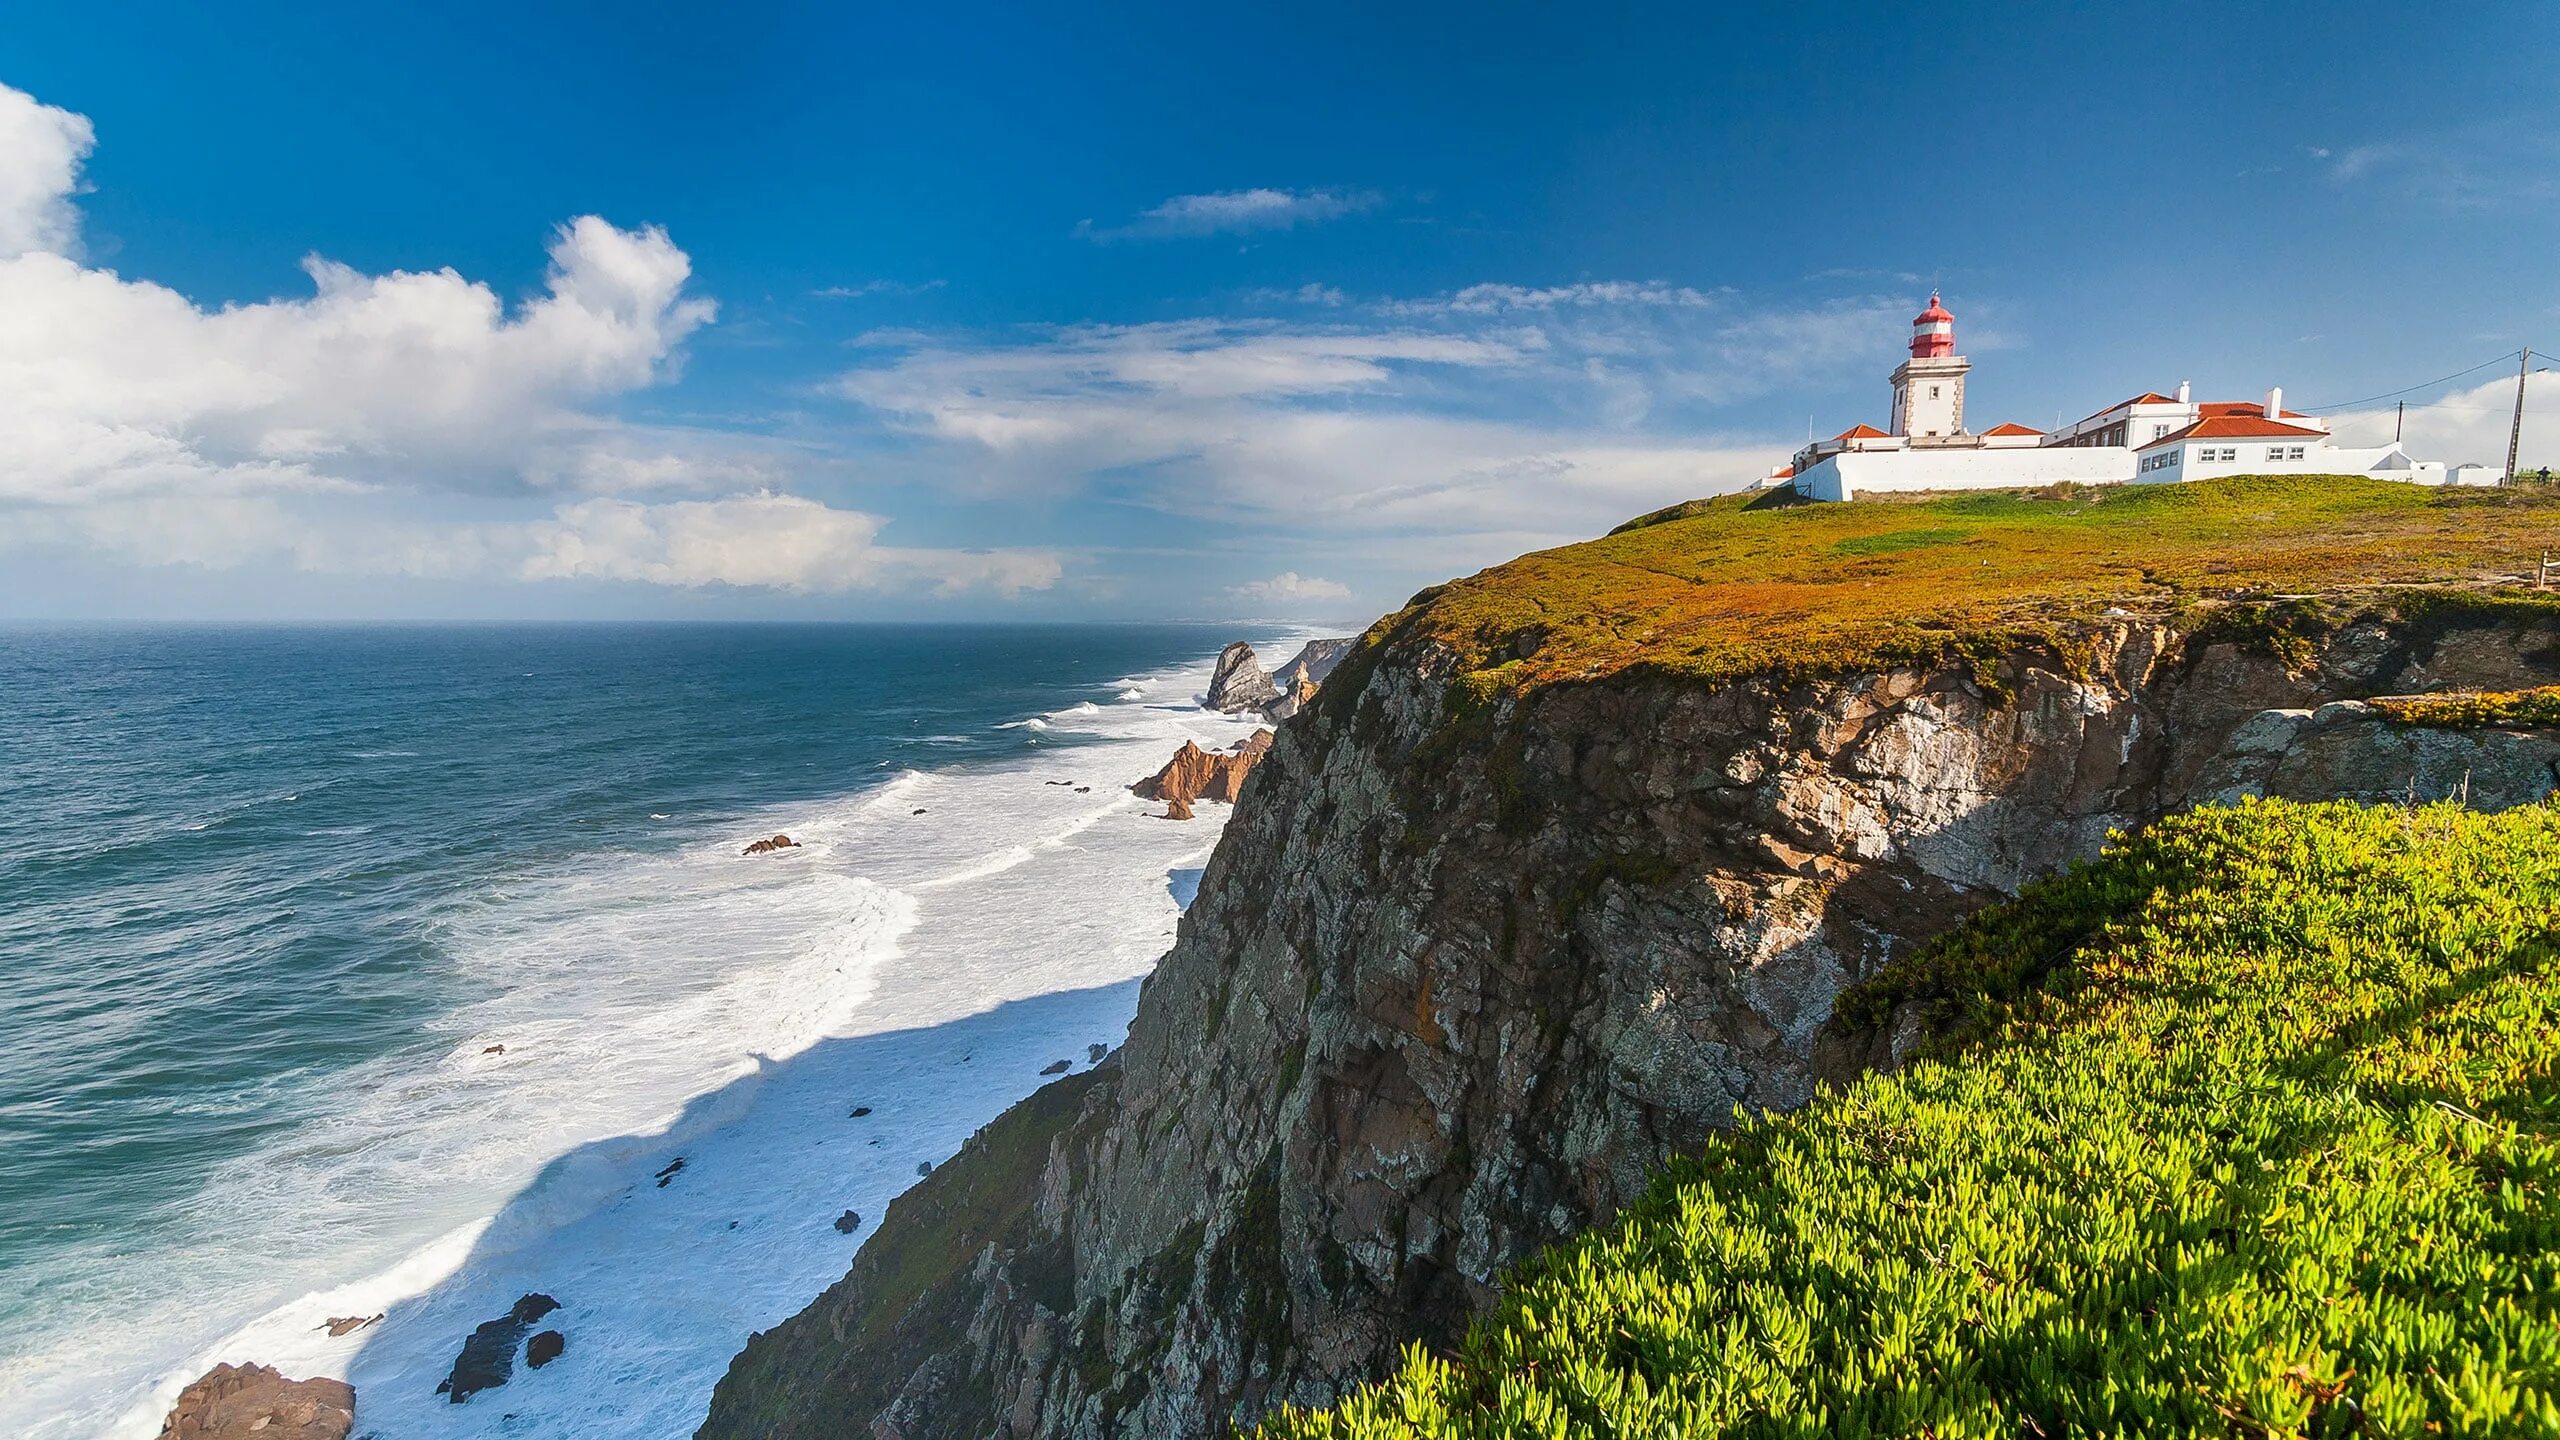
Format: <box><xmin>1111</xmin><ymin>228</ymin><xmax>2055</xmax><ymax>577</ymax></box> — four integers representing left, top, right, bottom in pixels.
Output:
<box><xmin>700</xmin><ymin>602</ymin><xmax>2560</xmax><ymax>1440</ymax></box>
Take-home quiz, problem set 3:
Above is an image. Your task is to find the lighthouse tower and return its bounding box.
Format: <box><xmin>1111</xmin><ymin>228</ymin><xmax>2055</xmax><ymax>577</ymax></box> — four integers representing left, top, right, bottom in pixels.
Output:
<box><xmin>1888</xmin><ymin>292</ymin><xmax>1970</xmax><ymax>439</ymax></box>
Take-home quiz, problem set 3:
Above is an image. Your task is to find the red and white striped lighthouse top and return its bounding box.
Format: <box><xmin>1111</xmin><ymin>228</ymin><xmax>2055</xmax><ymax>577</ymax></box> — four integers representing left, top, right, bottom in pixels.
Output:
<box><xmin>1910</xmin><ymin>293</ymin><xmax>1955</xmax><ymax>358</ymax></box>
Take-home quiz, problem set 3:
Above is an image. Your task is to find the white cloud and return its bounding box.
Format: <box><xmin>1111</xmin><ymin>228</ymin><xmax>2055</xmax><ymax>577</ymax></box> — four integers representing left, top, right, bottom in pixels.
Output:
<box><xmin>521</xmin><ymin>493</ymin><xmax>1059</xmax><ymax>594</ymax></box>
<box><xmin>0</xmin><ymin>83</ymin><xmax>92</xmax><ymax>259</ymax></box>
<box><xmin>0</xmin><ymin>80</ymin><xmax>1052</xmax><ymax>601</ymax></box>
<box><xmin>812</xmin><ymin>278</ymin><xmax>947</xmax><ymax>299</ymax></box>
<box><xmin>835</xmin><ymin>314</ymin><xmax>1782</xmax><ymax>540</ymax></box>
<box><xmin>1436</xmin><ymin>281</ymin><xmax>1714</xmax><ymax>314</ymax></box>
<box><xmin>23</xmin><ymin>490</ymin><xmax>1059</xmax><ymax>597</ymax></box>
<box><xmin>2323</xmin><ymin>369</ymin><xmax>2559</xmax><ymax>466</ymax></box>
<box><xmin>0</xmin><ymin>210</ymin><xmax>716</xmax><ymax>505</ymax></box>
<box><xmin>1243</xmin><ymin>282</ymin><xmax>1346</xmax><ymax>307</ymax></box>
<box><xmin>2316</xmin><ymin>124</ymin><xmax>2560</xmax><ymax>209</ymax></box>
<box><xmin>1228</xmin><ymin>571</ymin><xmax>1352</xmax><ymax>607</ymax></box>
<box><xmin>1079</xmin><ymin>187</ymin><xmax>1379</xmax><ymax>241</ymax></box>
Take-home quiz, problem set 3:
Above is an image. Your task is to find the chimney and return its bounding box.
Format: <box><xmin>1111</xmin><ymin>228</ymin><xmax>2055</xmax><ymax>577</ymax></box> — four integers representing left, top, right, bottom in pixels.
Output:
<box><xmin>2265</xmin><ymin>386</ymin><xmax>2284</xmax><ymax>419</ymax></box>
<box><xmin>2176</xmin><ymin>380</ymin><xmax>2191</xmax><ymax>405</ymax></box>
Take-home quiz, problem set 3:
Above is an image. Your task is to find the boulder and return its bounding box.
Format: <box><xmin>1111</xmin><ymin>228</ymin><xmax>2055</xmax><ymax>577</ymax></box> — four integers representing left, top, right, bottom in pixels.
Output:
<box><xmin>1161</xmin><ymin>795</ymin><xmax>1196</xmax><ymax>821</ymax></box>
<box><xmin>834</xmin><ymin>1210</ymin><xmax>865</xmax><ymax>1234</ymax></box>
<box><xmin>1040</xmin><ymin>1059</ymin><xmax>1070</xmax><ymax>1075</ymax></box>
<box><xmin>526</xmin><ymin>1330</ymin><xmax>566</xmax><ymax>1369</ymax></box>
<box><xmin>1204</xmin><ymin>642</ymin><xmax>1276</xmax><ymax>713</ymax></box>
<box><xmin>437</xmin><ymin>1293</ymin><xmax>561</xmax><ymax>1404</ymax></box>
<box><xmin>742</xmin><ymin>834</ymin><xmax>799</xmax><ymax>856</ymax></box>
<box><xmin>320</xmin><ymin>1315</ymin><xmax>380</xmax><ymax>1338</ymax></box>
<box><xmin>159</xmin><ymin>1363</ymin><xmax>354</xmax><ymax>1440</ymax></box>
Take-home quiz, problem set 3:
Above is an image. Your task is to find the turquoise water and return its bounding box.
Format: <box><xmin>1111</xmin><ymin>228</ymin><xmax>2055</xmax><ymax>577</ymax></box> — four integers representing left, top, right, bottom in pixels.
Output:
<box><xmin>0</xmin><ymin>621</ymin><xmax>1252</xmax><ymax>1433</ymax></box>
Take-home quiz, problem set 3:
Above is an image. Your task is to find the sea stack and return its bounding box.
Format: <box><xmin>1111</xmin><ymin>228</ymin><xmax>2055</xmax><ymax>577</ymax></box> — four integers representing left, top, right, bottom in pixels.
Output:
<box><xmin>1203</xmin><ymin>642</ymin><xmax>1276</xmax><ymax>712</ymax></box>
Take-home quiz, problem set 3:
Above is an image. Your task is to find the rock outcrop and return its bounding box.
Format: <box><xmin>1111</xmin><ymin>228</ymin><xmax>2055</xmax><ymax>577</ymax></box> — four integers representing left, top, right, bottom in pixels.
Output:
<box><xmin>1205</xmin><ymin>643</ymin><xmax>1277</xmax><ymax>713</ymax></box>
<box><xmin>159</xmin><ymin>1363</ymin><xmax>354</xmax><ymax>1440</ymax></box>
<box><xmin>1270</xmin><ymin>638</ymin><xmax>1354</xmax><ymax>695</ymax></box>
<box><xmin>700</xmin><ymin>603</ymin><xmax>2560</xmax><ymax>1440</ymax></box>
<box><xmin>1132</xmin><ymin>733</ymin><xmax>1274</xmax><ymax>814</ymax></box>
<box><xmin>438</xmin><ymin>1292</ymin><xmax>562</xmax><ymax>1403</ymax></box>
<box><xmin>743</xmin><ymin>834</ymin><xmax>799</xmax><ymax>856</ymax></box>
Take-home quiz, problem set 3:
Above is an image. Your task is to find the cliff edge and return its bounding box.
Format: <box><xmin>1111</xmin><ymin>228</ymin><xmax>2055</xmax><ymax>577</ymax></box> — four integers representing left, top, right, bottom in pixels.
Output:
<box><xmin>700</xmin><ymin>477</ymin><xmax>2560</xmax><ymax>1439</ymax></box>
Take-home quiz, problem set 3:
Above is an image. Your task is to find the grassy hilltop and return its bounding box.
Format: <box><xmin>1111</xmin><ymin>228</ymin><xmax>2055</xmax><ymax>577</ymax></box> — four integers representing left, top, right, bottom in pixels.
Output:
<box><xmin>1376</xmin><ymin>476</ymin><xmax>2560</xmax><ymax>695</ymax></box>
<box><xmin>1263</xmin><ymin>799</ymin><xmax>2560</xmax><ymax>1438</ymax></box>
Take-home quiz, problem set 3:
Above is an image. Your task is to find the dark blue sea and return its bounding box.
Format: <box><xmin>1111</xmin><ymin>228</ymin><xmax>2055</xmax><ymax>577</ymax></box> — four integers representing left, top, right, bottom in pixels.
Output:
<box><xmin>0</xmin><ymin>621</ymin><xmax>1296</xmax><ymax>1436</ymax></box>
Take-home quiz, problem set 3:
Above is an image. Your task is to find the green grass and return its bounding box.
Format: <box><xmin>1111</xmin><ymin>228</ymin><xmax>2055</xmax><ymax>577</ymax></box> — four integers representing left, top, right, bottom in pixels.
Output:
<box><xmin>1369</xmin><ymin>476</ymin><xmax>2560</xmax><ymax>694</ymax></box>
<box><xmin>1260</xmin><ymin>799</ymin><xmax>2560</xmax><ymax>1439</ymax></box>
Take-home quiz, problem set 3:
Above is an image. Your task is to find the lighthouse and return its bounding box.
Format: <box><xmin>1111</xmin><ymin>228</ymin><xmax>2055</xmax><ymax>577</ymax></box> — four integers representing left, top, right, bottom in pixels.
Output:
<box><xmin>1889</xmin><ymin>292</ymin><xmax>1969</xmax><ymax>438</ymax></box>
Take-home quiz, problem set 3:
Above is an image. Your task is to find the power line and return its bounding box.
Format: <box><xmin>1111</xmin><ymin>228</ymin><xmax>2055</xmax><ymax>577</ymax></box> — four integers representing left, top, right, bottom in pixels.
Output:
<box><xmin>2302</xmin><ymin>350</ymin><xmax>2529</xmax><ymax>411</ymax></box>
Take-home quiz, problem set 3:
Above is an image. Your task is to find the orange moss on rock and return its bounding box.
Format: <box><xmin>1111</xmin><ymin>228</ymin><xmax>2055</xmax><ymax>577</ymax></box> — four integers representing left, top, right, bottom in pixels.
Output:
<box><xmin>1370</xmin><ymin>476</ymin><xmax>2560</xmax><ymax>694</ymax></box>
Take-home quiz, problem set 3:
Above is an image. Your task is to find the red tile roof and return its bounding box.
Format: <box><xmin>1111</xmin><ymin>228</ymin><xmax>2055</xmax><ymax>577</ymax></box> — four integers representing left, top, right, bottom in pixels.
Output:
<box><xmin>2198</xmin><ymin>401</ymin><xmax>2311</xmax><ymax>420</ymax></box>
<box><xmin>2140</xmin><ymin>415</ymin><xmax>2329</xmax><ymax>448</ymax></box>
<box><xmin>1832</xmin><ymin>423</ymin><xmax>1888</xmax><ymax>441</ymax></box>
<box><xmin>1981</xmin><ymin>422</ymin><xmax>2044</xmax><ymax>436</ymax></box>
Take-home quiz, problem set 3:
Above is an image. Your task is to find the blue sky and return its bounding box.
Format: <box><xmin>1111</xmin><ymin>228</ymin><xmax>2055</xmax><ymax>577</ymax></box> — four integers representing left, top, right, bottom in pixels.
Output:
<box><xmin>4</xmin><ymin>1</ymin><xmax>2556</xmax><ymax>622</ymax></box>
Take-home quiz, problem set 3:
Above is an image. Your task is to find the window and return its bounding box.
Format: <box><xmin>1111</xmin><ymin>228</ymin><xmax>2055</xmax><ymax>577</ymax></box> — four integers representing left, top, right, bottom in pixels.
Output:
<box><xmin>2152</xmin><ymin>422</ymin><xmax>2171</xmax><ymax>439</ymax></box>
<box><xmin>1928</xmin><ymin>385</ymin><xmax>1940</xmax><ymax>399</ymax></box>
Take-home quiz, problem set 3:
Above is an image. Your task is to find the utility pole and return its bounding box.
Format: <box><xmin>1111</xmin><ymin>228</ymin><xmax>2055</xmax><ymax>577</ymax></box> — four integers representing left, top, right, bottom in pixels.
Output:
<box><xmin>2395</xmin><ymin>401</ymin><xmax>2404</xmax><ymax>443</ymax></box>
<box><xmin>2504</xmin><ymin>347</ymin><xmax>2530</xmax><ymax>486</ymax></box>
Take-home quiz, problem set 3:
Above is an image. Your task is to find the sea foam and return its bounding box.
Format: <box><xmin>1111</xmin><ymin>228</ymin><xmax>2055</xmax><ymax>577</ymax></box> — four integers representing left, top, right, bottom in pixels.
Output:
<box><xmin>32</xmin><ymin>631</ymin><xmax>1311</xmax><ymax>1440</ymax></box>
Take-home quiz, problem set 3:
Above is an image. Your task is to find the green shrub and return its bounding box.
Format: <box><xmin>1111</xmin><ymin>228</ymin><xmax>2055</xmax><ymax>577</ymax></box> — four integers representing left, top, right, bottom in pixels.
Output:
<box><xmin>1262</xmin><ymin>799</ymin><xmax>2560</xmax><ymax>1438</ymax></box>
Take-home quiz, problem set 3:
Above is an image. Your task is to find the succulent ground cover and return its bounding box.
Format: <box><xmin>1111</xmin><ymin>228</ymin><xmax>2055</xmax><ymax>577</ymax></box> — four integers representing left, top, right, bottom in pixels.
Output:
<box><xmin>1365</xmin><ymin>477</ymin><xmax>2560</xmax><ymax>694</ymax></box>
<box><xmin>1262</xmin><ymin>798</ymin><xmax>2560</xmax><ymax>1438</ymax></box>
<box><xmin>2375</xmin><ymin>684</ymin><xmax>2560</xmax><ymax>729</ymax></box>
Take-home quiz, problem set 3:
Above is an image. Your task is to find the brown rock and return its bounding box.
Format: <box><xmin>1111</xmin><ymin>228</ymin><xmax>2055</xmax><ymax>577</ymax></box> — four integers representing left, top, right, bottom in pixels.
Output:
<box><xmin>1161</xmin><ymin>795</ymin><xmax>1195</xmax><ymax>821</ymax></box>
<box><xmin>320</xmin><ymin>1314</ymin><xmax>380</xmax><ymax>1338</ymax></box>
<box><xmin>742</xmin><ymin>834</ymin><xmax>800</xmax><ymax>856</ymax></box>
<box><xmin>158</xmin><ymin>1362</ymin><xmax>354</xmax><ymax>1440</ymax></box>
<box><xmin>1131</xmin><ymin>732</ymin><xmax>1273</xmax><ymax>809</ymax></box>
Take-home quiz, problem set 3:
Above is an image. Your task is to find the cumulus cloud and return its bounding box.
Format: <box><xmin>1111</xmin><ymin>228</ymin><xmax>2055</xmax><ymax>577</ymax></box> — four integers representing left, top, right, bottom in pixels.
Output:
<box><xmin>1227</xmin><ymin>571</ymin><xmax>1352</xmax><ymax>607</ymax></box>
<box><xmin>1079</xmin><ymin>187</ymin><xmax>1379</xmax><ymax>241</ymax></box>
<box><xmin>0</xmin><ymin>83</ymin><xmax>92</xmax><ymax>259</ymax></box>
<box><xmin>0</xmin><ymin>214</ymin><xmax>716</xmax><ymax>505</ymax></box>
<box><xmin>2324</xmin><ymin>369</ymin><xmax>2559</xmax><ymax>466</ymax></box>
<box><xmin>0</xmin><ymin>80</ymin><xmax>1054</xmax><ymax>600</ymax></box>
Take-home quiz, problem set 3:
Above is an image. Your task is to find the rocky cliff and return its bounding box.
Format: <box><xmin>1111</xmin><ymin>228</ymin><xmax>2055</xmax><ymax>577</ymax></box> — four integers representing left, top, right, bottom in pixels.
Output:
<box><xmin>700</xmin><ymin>480</ymin><xmax>2560</xmax><ymax>1440</ymax></box>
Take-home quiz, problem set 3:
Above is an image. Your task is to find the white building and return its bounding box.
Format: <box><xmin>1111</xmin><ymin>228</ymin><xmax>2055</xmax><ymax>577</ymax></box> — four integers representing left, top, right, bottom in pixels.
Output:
<box><xmin>1785</xmin><ymin>297</ymin><xmax>2485</xmax><ymax>501</ymax></box>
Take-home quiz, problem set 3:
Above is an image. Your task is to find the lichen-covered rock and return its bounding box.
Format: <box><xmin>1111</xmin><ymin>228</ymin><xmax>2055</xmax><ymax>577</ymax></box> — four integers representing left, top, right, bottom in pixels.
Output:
<box><xmin>701</xmin><ymin>605</ymin><xmax>2560</xmax><ymax>1440</ymax></box>
<box><xmin>159</xmin><ymin>1362</ymin><xmax>354</xmax><ymax>1440</ymax></box>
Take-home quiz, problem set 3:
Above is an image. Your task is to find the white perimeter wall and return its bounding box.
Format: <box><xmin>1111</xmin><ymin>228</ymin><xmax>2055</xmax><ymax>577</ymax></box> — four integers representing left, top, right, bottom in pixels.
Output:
<box><xmin>1797</xmin><ymin>446</ymin><xmax>2135</xmax><ymax>501</ymax></box>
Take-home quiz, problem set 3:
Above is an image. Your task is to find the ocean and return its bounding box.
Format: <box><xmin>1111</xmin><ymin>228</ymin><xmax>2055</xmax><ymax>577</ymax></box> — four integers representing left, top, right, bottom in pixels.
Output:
<box><xmin>0</xmin><ymin>621</ymin><xmax>1302</xmax><ymax>1437</ymax></box>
